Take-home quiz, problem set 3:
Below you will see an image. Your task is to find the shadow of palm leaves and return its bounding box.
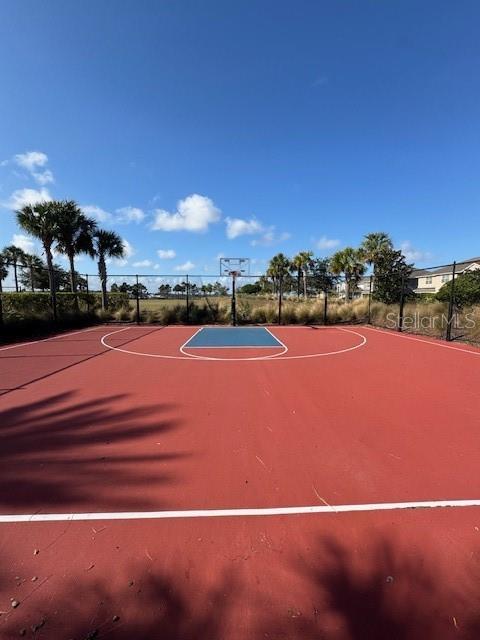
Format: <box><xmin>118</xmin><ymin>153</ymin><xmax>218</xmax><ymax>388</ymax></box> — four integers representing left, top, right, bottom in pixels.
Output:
<box><xmin>0</xmin><ymin>391</ymin><xmax>188</xmax><ymax>510</ymax></box>
<box><xmin>260</xmin><ymin>536</ymin><xmax>480</xmax><ymax>640</ymax></box>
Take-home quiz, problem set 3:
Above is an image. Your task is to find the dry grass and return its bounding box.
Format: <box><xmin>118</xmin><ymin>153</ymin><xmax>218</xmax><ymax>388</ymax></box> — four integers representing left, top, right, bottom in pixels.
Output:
<box><xmin>99</xmin><ymin>294</ymin><xmax>480</xmax><ymax>345</ymax></box>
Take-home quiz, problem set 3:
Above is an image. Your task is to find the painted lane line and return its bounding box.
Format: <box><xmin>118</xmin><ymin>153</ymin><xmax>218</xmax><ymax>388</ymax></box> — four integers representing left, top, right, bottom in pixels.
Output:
<box><xmin>179</xmin><ymin>328</ymin><xmax>288</xmax><ymax>360</ymax></box>
<box><xmin>102</xmin><ymin>327</ymin><xmax>196</xmax><ymax>360</ymax></box>
<box><xmin>179</xmin><ymin>326</ymin><xmax>204</xmax><ymax>351</ymax></box>
<box><xmin>264</xmin><ymin>326</ymin><xmax>289</xmax><ymax>352</ymax></box>
<box><xmin>183</xmin><ymin>345</ymin><xmax>284</xmax><ymax>349</ymax></box>
<box><xmin>362</xmin><ymin>325</ymin><xmax>480</xmax><ymax>356</ymax></box>
<box><xmin>2</xmin><ymin>499</ymin><xmax>480</xmax><ymax>523</ymax></box>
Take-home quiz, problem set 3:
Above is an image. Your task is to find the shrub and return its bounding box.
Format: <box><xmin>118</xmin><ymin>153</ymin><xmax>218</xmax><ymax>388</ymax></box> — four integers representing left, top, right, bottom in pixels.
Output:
<box><xmin>294</xmin><ymin>304</ymin><xmax>312</xmax><ymax>325</ymax></box>
<box><xmin>436</xmin><ymin>271</ymin><xmax>480</xmax><ymax>307</ymax></box>
<box><xmin>280</xmin><ymin>303</ymin><xmax>297</xmax><ymax>324</ymax></box>
<box><xmin>236</xmin><ymin>301</ymin><xmax>253</xmax><ymax>325</ymax></box>
<box><xmin>114</xmin><ymin>308</ymin><xmax>135</xmax><ymax>322</ymax></box>
<box><xmin>250</xmin><ymin>307</ymin><xmax>267</xmax><ymax>324</ymax></box>
<box><xmin>264</xmin><ymin>303</ymin><xmax>279</xmax><ymax>324</ymax></box>
<box><xmin>0</xmin><ymin>312</ymin><xmax>98</xmax><ymax>344</ymax></box>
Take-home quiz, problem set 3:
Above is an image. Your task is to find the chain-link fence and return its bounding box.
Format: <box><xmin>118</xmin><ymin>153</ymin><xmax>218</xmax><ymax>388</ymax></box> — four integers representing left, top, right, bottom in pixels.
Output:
<box><xmin>360</xmin><ymin>260</ymin><xmax>480</xmax><ymax>344</ymax></box>
<box><xmin>1</xmin><ymin>259</ymin><xmax>480</xmax><ymax>345</ymax></box>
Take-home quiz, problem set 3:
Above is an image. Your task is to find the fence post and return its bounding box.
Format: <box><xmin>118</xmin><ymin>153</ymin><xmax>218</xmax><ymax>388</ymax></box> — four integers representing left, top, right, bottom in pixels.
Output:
<box><xmin>446</xmin><ymin>261</ymin><xmax>457</xmax><ymax>342</ymax></box>
<box><xmin>398</xmin><ymin>275</ymin><xmax>405</xmax><ymax>332</ymax></box>
<box><xmin>367</xmin><ymin>275</ymin><xmax>373</xmax><ymax>324</ymax></box>
<box><xmin>135</xmin><ymin>274</ymin><xmax>140</xmax><ymax>324</ymax></box>
<box><xmin>51</xmin><ymin>270</ymin><xmax>58</xmax><ymax>322</ymax></box>
<box><xmin>186</xmin><ymin>274</ymin><xmax>190</xmax><ymax>324</ymax></box>
<box><xmin>231</xmin><ymin>273</ymin><xmax>237</xmax><ymax>326</ymax></box>
<box><xmin>0</xmin><ymin>282</ymin><xmax>3</xmax><ymax>327</ymax></box>
<box><xmin>323</xmin><ymin>289</ymin><xmax>328</xmax><ymax>325</ymax></box>
<box><xmin>278</xmin><ymin>275</ymin><xmax>283</xmax><ymax>325</ymax></box>
<box><xmin>85</xmin><ymin>274</ymin><xmax>90</xmax><ymax>314</ymax></box>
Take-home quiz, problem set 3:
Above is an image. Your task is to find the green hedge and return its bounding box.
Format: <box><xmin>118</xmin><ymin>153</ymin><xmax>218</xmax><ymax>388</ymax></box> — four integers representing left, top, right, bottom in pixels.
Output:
<box><xmin>0</xmin><ymin>291</ymin><xmax>130</xmax><ymax>319</ymax></box>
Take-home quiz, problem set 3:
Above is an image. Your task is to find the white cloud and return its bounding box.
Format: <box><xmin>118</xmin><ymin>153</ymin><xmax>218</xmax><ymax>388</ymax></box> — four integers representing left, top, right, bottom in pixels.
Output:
<box><xmin>32</xmin><ymin>169</ymin><xmax>54</xmax><ymax>185</ymax></box>
<box><xmin>251</xmin><ymin>230</ymin><xmax>291</xmax><ymax>247</ymax></box>
<box><xmin>82</xmin><ymin>204</ymin><xmax>112</xmax><ymax>223</ymax></box>
<box><xmin>14</xmin><ymin>151</ymin><xmax>48</xmax><ymax>172</ymax></box>
<box><xmin>116</xmin><ymin>206</ymin><xmax>145</xmax><ymax>224</ymax></box>
<box><xmin>12</xmin><ymin>233</ymin><xmax>36</xmax><ymax>254</ymax></box>
<box><xmin>132</xmin><ymin>259</ymin><xmax>153</xmax><ymax>268</ymax></box>
<box><xmin>316</xmin><ymin>236</ymin><xmax>340</xmax><ymax>250</ymax></box>
<box><xmin>153</xmin><ymin>264</ymin><xmax>160</xmax><ymax>270</ymax></box>
<box><xmin>157</xmin><ymin>249</ymin><xmax>176</xmax><ymax>259</ymax></box>
<box><xmin>122</xmin><ymin>239</ymin><xmax>135</xmax><ymax>259</ymax></box>
<box><xmin>225</xmin><ymin>217</ymin><xmax>264</xmax><ymax>239</ymax></box>
<box><xmin>109</xmin><ymin>238</ymin><xmax>135</xmax><ymax>267</ymax></box>
<box><xmin>400</xmin><ymin>241</ymin><xmax>432</xmax><ymax>264</ymax></box>
<box><xmin>152</xmin><ymin>194</ymin><xmax>221</xmax><ymax>233</ymax></box>
<box><xmin>174</xmin><ymin>261</ymin><xmax>195</xmax><ymax>272</ymax></box>
<box><xmin>3</xmin><ymin>187</ymin><xmax>52</xmax><ymax>210</ymax></box>
<box><xmin>14</xmin><ymin>151</ymin><xmax>54</xmax><ymax>185</ymax></box>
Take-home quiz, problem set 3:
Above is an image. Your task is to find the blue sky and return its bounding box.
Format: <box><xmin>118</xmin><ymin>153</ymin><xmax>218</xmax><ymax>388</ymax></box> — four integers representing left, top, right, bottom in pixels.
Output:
<box><xmin>1</xmin><ymin>0</ymin><xmax>479</xmax><ymax>277</ymax></box>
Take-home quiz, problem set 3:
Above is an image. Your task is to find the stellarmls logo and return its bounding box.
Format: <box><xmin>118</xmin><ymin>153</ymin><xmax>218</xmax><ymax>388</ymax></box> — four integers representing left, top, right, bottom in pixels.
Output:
<box><xmin>386</xmin><ymin>312</ymin><xmax>476</xmax><ymax>330</ymax></box>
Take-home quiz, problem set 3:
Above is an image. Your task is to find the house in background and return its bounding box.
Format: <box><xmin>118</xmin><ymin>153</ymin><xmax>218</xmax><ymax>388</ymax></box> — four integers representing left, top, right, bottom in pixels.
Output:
<box><xmin>409</xmin><ymin>257</ymin><xmax>480</xmax><ymax>295</ymax></box>
<box><xmin>334</xmin><ymin>276</ymin><xmax>371</xmax><ymax>299</ymax></box>
<box><xmin>333</xmin><ymin>256</ymin><xmax>480</xmax><ymax>299</ymax></box>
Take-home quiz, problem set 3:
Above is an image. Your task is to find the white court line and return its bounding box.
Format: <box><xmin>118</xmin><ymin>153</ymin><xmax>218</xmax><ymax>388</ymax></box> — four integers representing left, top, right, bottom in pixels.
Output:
<box><xmin>1</xmin><ymin>499</ymin><xmax>480</xmax><ymax>523</ymax></box>
<box><xmin>362</xmin><ymin>325</ymin><xmax>480</xmax><ymax>356</ymax></box>
<box><xmin>264</xmin><ymin>326</ymin><xmax>289</xmax><ymax>351</ymax></box>
<box><xmin>181</xmin><ymin>327</ymin><xmax>283</xmax><ymax>349</ymax></box>
<box><xmin>183</xmin><ymin>346</ymin><xmax>284</xmax><ymax>349</ymax></box>
<box><xmin>101</xmin><ymin>326</ymin><xmax>366</xmax><ymax>361</ymax></box>
<box><xmin>0</xmin><ymin>325</ymin><xmax>103</xmax><ymax>353</ymax></box>
<box><xmin>180</xmin><ymin>326</ymin><xmax>288</xmax><ymax>360</ymax></box>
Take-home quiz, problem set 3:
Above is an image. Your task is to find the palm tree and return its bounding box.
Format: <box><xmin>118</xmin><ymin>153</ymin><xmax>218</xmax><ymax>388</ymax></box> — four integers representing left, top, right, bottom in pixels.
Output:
<box><xmin>55</xmin><ymin>201</ymin><xmax>97</xmax><ymax>294</ymax></box>
<box><xmin>267</xmin><ymin>253</ymin><xmax>291</xmax><ymax>297</ymax></box>
<box><xmin>0</xmin><ymin>252</ymin><xmax>8</xmax><ymax>294</ymax></box>
<box><xmin>92</xmin><ymin>230</ymin><xmax>125</xmax><ymax>310</ymax></box>
<box><xmin>291</xmin><ymin>254</ymin><xmax>303</xmax><ymax>298</ymax></box>
<box><xmin>21</xmin><ymin>253</ymin><xmax>45</xmax><ymax>292</ymax></box>
<box><xmin>294</xmin><ymin>250</ymin><xmax>314</xmax><ymax>298</ymax></box>
<box><xmin>0</xmin><ymin>252</ymin><xmax>8</xmax><ymax>326</ymax></box>
<box><xmin>330</xmin><ymin>247</ymin><xmax>366</xmax><ymax>300</ymax></box>
<box><xmin>2</xmin><ymin>245</ymin><xmax>27</xmax><ymax>292</ymax></box>
<box><xmin>360</xmin><ymin>232</ymin><xmax>393</xmax><ymax>277</ymax></box>
<box><xmin>16</xmin><ymin>201</ymin><xmax>60</xmax><ymax>316</ymax></box>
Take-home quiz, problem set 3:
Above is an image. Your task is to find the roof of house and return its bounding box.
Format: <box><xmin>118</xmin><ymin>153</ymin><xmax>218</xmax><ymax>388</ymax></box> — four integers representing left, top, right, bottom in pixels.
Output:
<box><xmin>410</xmin><ymin>257</ymin><xmax>480</xmax><ymax>278</ymax></box>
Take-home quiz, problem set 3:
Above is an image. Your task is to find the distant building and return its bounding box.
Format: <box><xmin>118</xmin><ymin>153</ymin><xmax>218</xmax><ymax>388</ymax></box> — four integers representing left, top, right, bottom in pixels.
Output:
<box><xmin>332</xmin><ymin>257</ymin><xmax>480</xmax><ymax>299</ymax></box>
<box><xmin>334</xmin><ymin>276</ymin><xmax>371</xmax><ymax>299</ymax></box>
<box><xmin>408</xmin><ymin>257</ymin><xmax>480</xmax><ymax>294</ymax></box>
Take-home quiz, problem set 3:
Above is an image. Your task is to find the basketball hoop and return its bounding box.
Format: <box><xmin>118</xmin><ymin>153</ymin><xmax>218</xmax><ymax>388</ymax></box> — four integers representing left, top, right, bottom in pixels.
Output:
<box><xmin>219</xmin><ymin>257</ymin><xmax>250</xmax><ymax>277</ymax></box>
<box><xmin>219</xmin><ymin>258</ymin><xmax>251</xmax><ymax>326</ymax></box>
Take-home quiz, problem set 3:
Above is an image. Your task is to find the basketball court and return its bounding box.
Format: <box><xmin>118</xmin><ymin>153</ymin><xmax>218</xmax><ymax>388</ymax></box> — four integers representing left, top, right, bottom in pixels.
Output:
<box><xmin>0</xmin><ymin>323</ymin><xmax>479</xmax><ymax>638</ymax></box>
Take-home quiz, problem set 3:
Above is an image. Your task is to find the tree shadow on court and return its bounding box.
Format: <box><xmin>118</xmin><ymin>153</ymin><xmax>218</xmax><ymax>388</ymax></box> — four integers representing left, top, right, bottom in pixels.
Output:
<box><xmin>1</xmin><ymin>562</ymin><xmax>235</xmax><ymax>640</ymax></box>
<box><xmin>0</xmin><ymin>391</ymin><xmax>188</xmax><ymax>510</ymax></box>
<box><xmin>2</xmin><ymin>537</ymin><xmax>480</xmax><ymax>639</ymax></box>
<box><xmin>259</xmin><ymin>535</ymin><xmax>480</xmax><ymax>640</ymax></box>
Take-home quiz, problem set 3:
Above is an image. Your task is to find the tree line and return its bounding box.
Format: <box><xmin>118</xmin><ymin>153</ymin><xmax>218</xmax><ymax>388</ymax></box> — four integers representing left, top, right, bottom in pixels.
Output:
<box><xmin>263</xmin><ymin>232</ymin><xmax>413</xmax><ymax>303</ymax></box>
<box><xmin>110</xmin><ymin>281</ymin><xmax>229</xmax><ymax>298</ymax></box>
<box><xmin>0</xmin><ymin>200</ymin><xmax>125</xmax><ymax>310</ymax></box>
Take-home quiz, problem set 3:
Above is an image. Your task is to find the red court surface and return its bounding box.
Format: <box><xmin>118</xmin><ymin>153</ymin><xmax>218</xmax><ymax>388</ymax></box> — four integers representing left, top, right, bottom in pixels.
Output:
<box><xmin>0</xmin><ymin>324</ymin><xmax>480</xmax><ymax>639</ymax></box>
